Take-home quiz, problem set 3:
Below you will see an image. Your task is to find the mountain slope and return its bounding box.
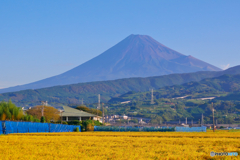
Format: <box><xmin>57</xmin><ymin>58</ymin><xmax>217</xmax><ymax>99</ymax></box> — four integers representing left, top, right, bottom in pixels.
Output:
<box><xmin>109</xmin><ymin>71</ymin><xmax>240</xmax><ymax>103</ymax></box>
<box><xmin>0</xmin><ymin>34</ymin><xmax>221</xmax><ymax>93</ymax></box>
<box><xmin>107</xmin><ymin>74</ymin><xmax>240</xmax><ymax>124</ymax></box>
<box><xmin>0</xmin><ymin>65</ymin><xmax>239</xmax><ymax>106</ymax></box>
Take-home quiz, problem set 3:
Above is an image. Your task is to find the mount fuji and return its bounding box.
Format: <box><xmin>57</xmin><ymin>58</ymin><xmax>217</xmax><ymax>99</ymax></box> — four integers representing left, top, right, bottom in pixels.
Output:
<box><xmin>0</xmin><ymin>34</ymin><xmax>221</xmax><ymax>93</ymax></box>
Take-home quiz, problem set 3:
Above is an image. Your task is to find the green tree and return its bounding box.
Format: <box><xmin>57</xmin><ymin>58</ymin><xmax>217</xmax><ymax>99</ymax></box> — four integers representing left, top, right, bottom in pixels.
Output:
<box><xmin>41</xmin><ymin>116</ymin><xmax>46</xmax><ymax>123</ymax></box>
<box><xmin>0</xmin><ymin>100</ymin><xmax>25</xmax><ymax>121</ymax></box>
<box><xmin>68</xmin><ymin>120</ymin><xmax>82</xmax><ymax>125</ymax></box>
<box><xmin>74</xmin><ymin>127</ymin><xmax>80</xmax><ymax>132</ymax></box>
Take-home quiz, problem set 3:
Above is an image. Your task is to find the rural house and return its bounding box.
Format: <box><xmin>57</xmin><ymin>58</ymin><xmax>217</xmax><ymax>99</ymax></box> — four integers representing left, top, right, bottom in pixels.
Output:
<box><xmin>60</xmin><ymin>106</ymin><xmax>97</xmax><ymax>121</ymax></box>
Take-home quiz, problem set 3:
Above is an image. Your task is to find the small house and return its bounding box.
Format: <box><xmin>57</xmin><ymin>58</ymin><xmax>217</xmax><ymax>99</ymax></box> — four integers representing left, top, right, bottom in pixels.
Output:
<box><xmin>60</xmin><ymin>106</ymin><xmax>97</xmax><ymax>121</ymax></box>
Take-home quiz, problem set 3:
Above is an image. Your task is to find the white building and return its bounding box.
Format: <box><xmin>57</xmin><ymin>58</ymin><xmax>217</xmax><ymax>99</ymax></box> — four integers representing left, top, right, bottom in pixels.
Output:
<box><xmin>121</xmin><ymin>115</ymin><xmax>128</xmax><ymax>120</ymax></box>
<box><xmin>113</xmin><ymin>115</ymin><xmax>119</xmax><ymax>118</ymax></box>
<box><xmin>120</xmin><ymin>101</ymin><xmax>131</xmax><ymax>104</ymax></box>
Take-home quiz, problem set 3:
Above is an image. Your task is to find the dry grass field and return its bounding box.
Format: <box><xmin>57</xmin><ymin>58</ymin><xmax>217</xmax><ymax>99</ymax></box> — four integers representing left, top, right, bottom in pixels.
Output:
<box><xmin>0</xmin><ymin>131</ymin><xmax>239</xmax><ymax>160</ymax></box>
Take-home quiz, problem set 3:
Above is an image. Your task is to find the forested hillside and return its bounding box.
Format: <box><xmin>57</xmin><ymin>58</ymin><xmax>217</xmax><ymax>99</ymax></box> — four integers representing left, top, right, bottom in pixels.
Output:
<box><xmin>0</xmin><ymin>65</ymin><xmax>240</xmax><ymax>107</ymax></box>
<box><xmin>106</xmin><ymin>74</ymin><xmax>240</xmax><ymax>124</ymax></box>
<box><xmin>0</xmin><ymin>71</ymin><xmax>218</xmax><ymax>106</ymax></box>
<box><xmin>109</xmin><ymin>74</ymin><xmax>240</xmax><ymax>103</ymax></box>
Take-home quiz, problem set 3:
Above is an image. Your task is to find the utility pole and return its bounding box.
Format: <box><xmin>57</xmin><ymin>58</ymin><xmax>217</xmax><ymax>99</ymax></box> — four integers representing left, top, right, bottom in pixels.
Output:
<box><xmin>212</xmin><ymin>102</ymin><xmax>215</xmax><ymax>132</ymax></box>
<box><xmin>41</xmin><ymin>101</ymin><xmax>44</xmax><ymax>117</ymax></box>
<box><xmin>97</xmin><ymin>94</ymin><xmax>100</xmax><ymax>120</ymax></box>
<box><xmin>201</xmin><ymin>113</ymin><xmax>204</xmax><ymax>126</ymax></box>
<box><xmin>150</xmin><ymin>89</ymin><xmax>154</xmax><ymax>104</ymax></box>
<box><xmin>119</xmin><ymin>116</ymin><xmax>121</xmax><ymax>130</ymax></box>
<box><xmin>41</xmin><ymin>101</ymin><xmax>46</xmax><ymax>117</ymax></box>
<box><xmin>185</xmin><ymin>117</ymin><xmax>187</xmax><ymax>124</ymax></box>
<box><xmin>102</xmin><ymin>103</ymin><xmax>104</xmax><ymax>124</ymax></box>
<box><xmin>60</xmin><ymin>110</ymin><xmax>63</xmax><ymax>124</ymax></box>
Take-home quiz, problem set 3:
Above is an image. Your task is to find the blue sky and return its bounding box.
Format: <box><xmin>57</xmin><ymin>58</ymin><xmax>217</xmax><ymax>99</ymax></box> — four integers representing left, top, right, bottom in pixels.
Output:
<box><xmin>0</xmin><ymin>0</ymin><xmax>240</xmax><ymax>89</ymax></box>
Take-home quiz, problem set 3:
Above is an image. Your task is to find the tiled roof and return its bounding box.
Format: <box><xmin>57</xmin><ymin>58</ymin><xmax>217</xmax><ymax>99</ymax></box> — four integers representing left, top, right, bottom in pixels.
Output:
<box><xmin>61</xmin><ymin>106</ymin><xmax>97</xmax><ymax>117</ymax></box>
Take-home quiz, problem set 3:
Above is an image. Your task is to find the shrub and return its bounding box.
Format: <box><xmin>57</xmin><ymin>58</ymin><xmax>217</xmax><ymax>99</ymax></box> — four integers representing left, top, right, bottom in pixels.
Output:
<box><xmin>82</xmin><ymin>120</ymin><xmax>94</xmax><ymax>131</ymax></box>
<box><xmin>41</xmin><ymin>116</ymin><xmax>46</xmax><ymax>123</ymax></box>
<box><xmin>68</xmin><ymin>120</ymin><xmax>82</xmax><ymax>126</ymax></box>
<box><xmin>219</xmin><ymin>126</ymin><xmax>225</xmax><ymax>129</ymax></box>
<box><xmin>74</xmin><ymin>127</ymin><xmax>80</xmax><ymax>132</ymax></box>
<box><xmin>62</xmin><ymin>121</ymin><xmax>68</xmax><ymax>125</ymax></box>
<box><xmin>94</xmin><ymin>120</ymin><xmax>102</xmax><ymax>126</ymax></box>
<box><xmin>34</xmin><ymin>118</ymin><xmax>40</xmax><ymax>122</ymax></box>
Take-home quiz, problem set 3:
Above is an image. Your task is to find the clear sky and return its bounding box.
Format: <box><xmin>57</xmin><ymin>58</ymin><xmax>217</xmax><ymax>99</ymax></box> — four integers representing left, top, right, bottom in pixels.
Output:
<box><xmin>0</xmin><ymin>0</ymin><xmax>240</xmax><ymax>89</ymax></box>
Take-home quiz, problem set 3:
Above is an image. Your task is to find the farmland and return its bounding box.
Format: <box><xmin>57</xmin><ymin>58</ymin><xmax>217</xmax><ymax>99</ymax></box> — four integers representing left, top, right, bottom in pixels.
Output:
<box><xmin>0</xmin><ymin>131</ymin><xmax>240</xmax><ymax>160</ymax></box>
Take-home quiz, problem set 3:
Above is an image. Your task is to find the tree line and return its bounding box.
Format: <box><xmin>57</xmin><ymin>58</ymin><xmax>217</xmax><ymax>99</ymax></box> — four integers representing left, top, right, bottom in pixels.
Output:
<box><xmin>0</xmin><ymin>99</ymin><xmax>60</xmax><ymax>122</ymax></box>
<box><xmin>0</xmin><ymin>100</ymin><xmax>103</xmax><ymax>127</ymax></box>
<box><xmin>0</xmin><ymin>100</ymin><xmax>40</xmax><ymax>122</ymax></box>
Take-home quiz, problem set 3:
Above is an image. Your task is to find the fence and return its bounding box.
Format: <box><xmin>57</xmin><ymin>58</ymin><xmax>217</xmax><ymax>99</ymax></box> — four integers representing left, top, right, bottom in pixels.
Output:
<box><xmin>94</xmin><ymin>126</ymin><xmax>207</xmax><ymax>132</ymax></box>
<box><xmin>228</xmin><ymin>127</ymin><xmax>240</xmax><ymax>130</ymax></box>
<box><xmin>1</xmin><ymin>121</ymin><xmax>81</xmax><ymax>134</ymax></box>
<box><xmin>175</xmin><ymin>126</ymin><xmax>207</xmax><ymax>132</ymax></box>
<box><xmin>0</xmin><ymin>122</ymin><xmax>3</xmax><ymax>134</ymax></box>
<box><xmin>94</xmin><ymin>126</ymin><xmax>175</xmax><ymax>132</ymax></box>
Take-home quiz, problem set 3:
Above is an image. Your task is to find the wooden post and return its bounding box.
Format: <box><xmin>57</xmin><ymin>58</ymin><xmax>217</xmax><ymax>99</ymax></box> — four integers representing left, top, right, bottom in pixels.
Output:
<box><xmin>61</xmin><ymin>111</ymin><xmax>63</xmax><ymax>124</ymax></box>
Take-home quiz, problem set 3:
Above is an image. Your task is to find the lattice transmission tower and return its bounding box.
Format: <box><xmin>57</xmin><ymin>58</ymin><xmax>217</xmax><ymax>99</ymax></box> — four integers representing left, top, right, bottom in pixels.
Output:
<box><xmin>150</xmin><ymin>89</ymin><xmax>154</xmax><ymax>104</ymax></box>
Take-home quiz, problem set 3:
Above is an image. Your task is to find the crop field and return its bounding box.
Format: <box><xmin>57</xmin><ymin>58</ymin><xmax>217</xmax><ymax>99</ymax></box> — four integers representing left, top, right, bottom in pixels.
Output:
<box><xmin>0</xmin><ymin>131</ymin><xmax>240</xmax><ymax>160</ymax></box>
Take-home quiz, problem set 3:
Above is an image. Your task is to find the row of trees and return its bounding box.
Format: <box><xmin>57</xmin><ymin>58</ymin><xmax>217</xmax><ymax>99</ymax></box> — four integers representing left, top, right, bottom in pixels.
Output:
<box><xmin>0</xmin><ymin>100</ymin><xmax>39</xmax><ymax>122</ymax></box>
<box><xmin>0</xmin><ymin>100</ymin><xmax>60</xmax><ymax>122</ymax></box>
<box><xmin>0</xmin><ymin>100</ymin><xmax>104</xmax><ymax>128</ymax></box>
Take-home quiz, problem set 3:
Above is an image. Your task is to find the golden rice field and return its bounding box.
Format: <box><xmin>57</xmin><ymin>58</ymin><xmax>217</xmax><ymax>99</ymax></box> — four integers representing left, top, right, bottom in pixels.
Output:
<box><xmin>0</xmin><ymin>131</ymin><xmax>240</xmax><ymax>160</ymax></box>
